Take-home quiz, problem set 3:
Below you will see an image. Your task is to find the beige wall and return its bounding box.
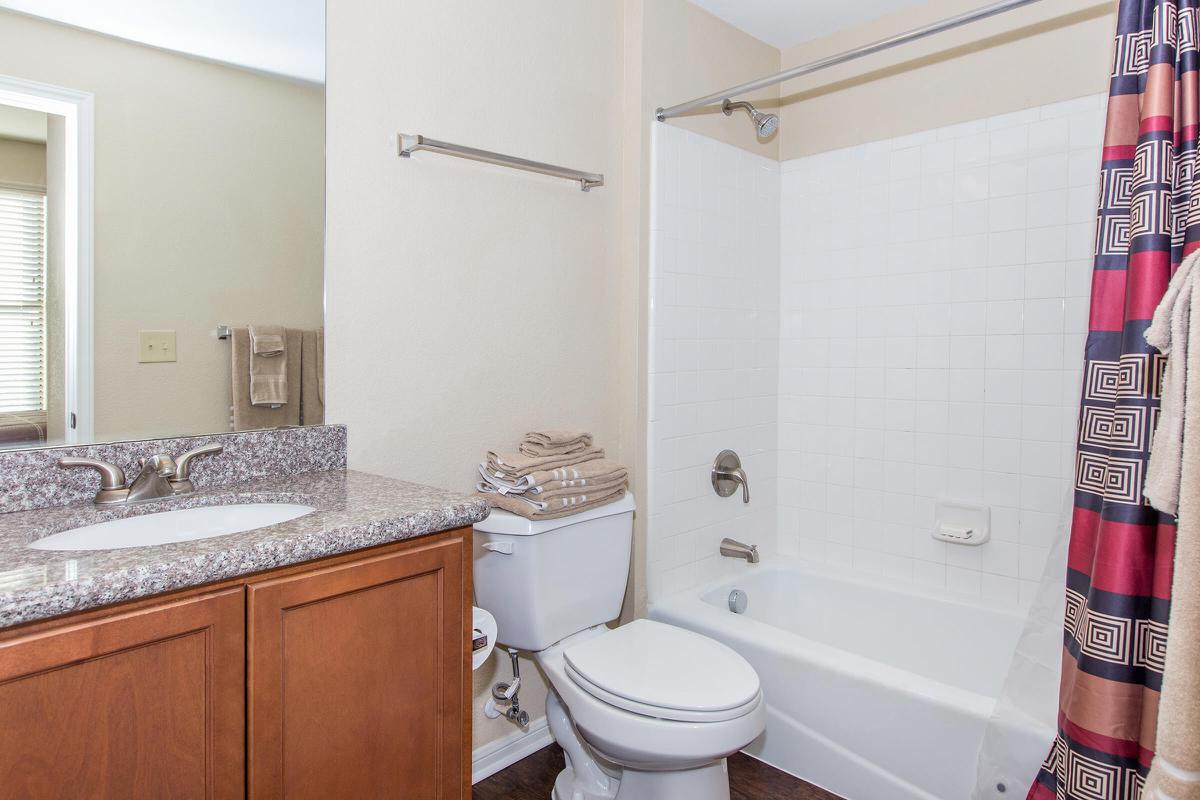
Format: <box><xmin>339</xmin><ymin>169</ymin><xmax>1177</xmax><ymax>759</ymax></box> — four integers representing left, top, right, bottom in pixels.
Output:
<box><xmin>0</xmin><ymin>138</ymin><xmax>45</xmax><ymax>186</ymax></box>
<box><xmin>326</xmin><ymin>0</ymin><xmax>630</xmax><ymax>754</ymax></box>
<box><xmin>0</xmin><ymin>11</ymin><xmax>324</xmax><ymax>443</ymax></box>
<box><xmin>644</xmin><ymin>0</ymin><xmax>781</xmax><ymax>160</ymax></box>
<box><xmin>778</xmin><ymin>0</ymin><xmax>1116</xmax><ymax>158</ymax></box>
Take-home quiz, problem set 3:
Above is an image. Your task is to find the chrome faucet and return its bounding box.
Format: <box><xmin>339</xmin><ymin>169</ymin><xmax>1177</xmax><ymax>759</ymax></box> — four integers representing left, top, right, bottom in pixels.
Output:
<box><xmin>712</xmin><ymin>449</ymin><xmax>750</xmax><ymax>503</ymax></box>
<box><xmin>58</xmin><ymin>444</ymin><xmax>224</xmax><ymax>505</ymax></box>
<box><xmin>125</xmin><ymin>454</ymin><xmax>178</xmax><ymax>503</ymax></box>
<box><xmin>720</xmin><ymin>537</ymin><xmax>760</xmax><ymax>564</ymax></box>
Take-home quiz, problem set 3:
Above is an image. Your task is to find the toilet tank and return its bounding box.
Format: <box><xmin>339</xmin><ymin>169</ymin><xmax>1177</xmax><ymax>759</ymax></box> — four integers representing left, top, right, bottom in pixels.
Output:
<box><xmin>473</xmin><ymin>494</ymin><xmax>635</xmax><ymax>652</ymax></box>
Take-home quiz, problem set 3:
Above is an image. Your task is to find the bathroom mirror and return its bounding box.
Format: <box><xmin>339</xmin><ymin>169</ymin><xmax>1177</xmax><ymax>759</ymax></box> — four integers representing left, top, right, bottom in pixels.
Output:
<box><xmin>0</xmin><ymin>1</ymin><xmax>325</xmax><ymax>451</ymax></box>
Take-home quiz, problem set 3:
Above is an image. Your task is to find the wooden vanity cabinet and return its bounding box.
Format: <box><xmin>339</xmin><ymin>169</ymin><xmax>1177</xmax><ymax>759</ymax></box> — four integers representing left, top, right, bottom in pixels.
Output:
<box><xmin>0</xmin><ymin>587</ymin><xmax>246</xmax><ymax>799</ymax></box>
<box><xmin>247</xmin><ymin>535</ymin><xmax>468</xmax><ymax>799</ymax></box>
<box><xmin>0</xmin><ymin>528</ymin><xmax>472</xmax><ymax>800</ymax></box>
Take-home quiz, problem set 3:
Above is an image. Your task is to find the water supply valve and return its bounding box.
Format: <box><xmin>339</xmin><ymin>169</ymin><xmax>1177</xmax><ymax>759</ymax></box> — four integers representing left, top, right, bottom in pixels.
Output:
<box><xmin>486</xmin><ymin>648</ymin><xmax>529</xmax><ymax>727</ymax></box>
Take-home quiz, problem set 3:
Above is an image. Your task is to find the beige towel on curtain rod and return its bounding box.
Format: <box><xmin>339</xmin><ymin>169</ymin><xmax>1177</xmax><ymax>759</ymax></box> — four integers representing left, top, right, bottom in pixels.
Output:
<box><xmin>1143</xmin><ymin>251</ymin><xmax>1200</xmax><ymax>800</ymax></box>
<box><xmin>1145</xmin><ymin>255</ymin><xmax>1196</xmax><ymax>514</ymax></box>
<box><xmin>231</xmin><ymin>327</ymin><xmax>301</xmax><ymax>430</ymax></box>
<box><xmin>300</xmin><ymin>329</ymin><xmax>325</xmax><ymax>425</ymax></box>
<box><xmin>249</xmin><ymin>324</ymin><xmax>288</xmax><ymax>406</ymax></box>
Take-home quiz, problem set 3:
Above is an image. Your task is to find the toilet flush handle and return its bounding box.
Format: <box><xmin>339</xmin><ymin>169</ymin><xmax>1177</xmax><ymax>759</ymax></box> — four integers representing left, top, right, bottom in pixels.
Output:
<box><xmin>482</xmin><ymin>541</ymin><xmax>513</xmax><ymax>555</ymax></box>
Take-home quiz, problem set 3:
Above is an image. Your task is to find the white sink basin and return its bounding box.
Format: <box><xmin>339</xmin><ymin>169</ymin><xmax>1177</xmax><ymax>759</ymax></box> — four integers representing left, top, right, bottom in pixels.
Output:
<box><xmin>28</xmin><ymin>503</ymin><xmax>316</xmax><ymax>551</ymax></box>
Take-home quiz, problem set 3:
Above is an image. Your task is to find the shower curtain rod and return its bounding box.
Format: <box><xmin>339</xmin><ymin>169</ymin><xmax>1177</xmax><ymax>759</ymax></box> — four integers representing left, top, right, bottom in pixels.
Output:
<box><xmin>655</xmin><ymin>0</ymin><xmax>1046</xmax><ymax>122</ymax></box>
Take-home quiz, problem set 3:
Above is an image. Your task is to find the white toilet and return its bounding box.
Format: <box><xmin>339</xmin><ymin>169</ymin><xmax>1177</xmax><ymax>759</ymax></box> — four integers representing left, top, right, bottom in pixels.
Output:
<box><xmin>473</xmin><ymin>494</ymin><xmax>766</xmax><ymax>800</ymax></box>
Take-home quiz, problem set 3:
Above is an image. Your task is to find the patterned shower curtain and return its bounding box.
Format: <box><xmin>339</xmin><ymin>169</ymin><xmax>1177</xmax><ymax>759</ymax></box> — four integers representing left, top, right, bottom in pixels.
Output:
<box><xmin>1028</xmin><ymin>2</ymin><xmax>1191</xmax><ymax>798</ymax></box>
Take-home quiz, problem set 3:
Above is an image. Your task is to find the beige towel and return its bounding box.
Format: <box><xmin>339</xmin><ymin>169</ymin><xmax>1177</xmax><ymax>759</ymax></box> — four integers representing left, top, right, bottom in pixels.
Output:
<box><xmin>1143</xmin><ymin>253</ymin><xmax>1200</xmax><ymax>800</ymax></box>
<box><xmin>533</xmin><ymin>475</ymin><xmax>626</xmax><ymax>499</ymax></box>
<box><xmin>519</xmin><ymin>430</ymin><xmax>594</xmax><ymax>457</ymax></box>
<box><xmin>479</xmin><ymin>486</ymin><xmax>627</xmax><ymax>520</ymax></box>
<box><xmin>486</xmin><ymin>446</ymin><xmax>605</xmax><ymax>478</ymax></box>
<box><xmin>525</xmin><ymin>430</ymin><xmax>593</xmax><ymax>446</ymax></box>
<box><xmin>231</xmin><ymin>327</ymin><xmax>301</xmax><ymax>430</ymax></box>
<box><xmin>1145</xmin><ymin>253</ymin><xmax>1197</xmax><ymax>514</ymax></box>
<box><xmin>478</xmin><ymin>460</ymin><xmax>628</xmax><ymax>494</ymax></box>
<box><xmin>300</xmin><ymin>329</ymin><xmax>325</xmax><ymax>425</ymax></box>
<box><xmin>250</xmin><ymin>324</ymin><xmax>284</xmax><ymax>354</ymax></box>
<box><xmin>249</xmin><ymin>324</ymin><xmax>287</xmax><ymax>406</ymax></box>
<box><xmin>479</xmin><ymin>470</ymin><xmax>627</xmax><ymax>501</ymax></box>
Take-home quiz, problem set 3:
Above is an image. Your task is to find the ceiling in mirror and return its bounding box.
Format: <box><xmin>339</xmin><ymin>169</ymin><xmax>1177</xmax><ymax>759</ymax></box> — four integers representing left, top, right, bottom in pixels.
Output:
<box><xmin>0</xmin><ymin>0</ymin><xmax>325</xmax><ymax>83</ymax></box>
<box><xmin>0</xmin><ymin>1</ymin><xmax>326</xmax><ymax>452</ymax></box>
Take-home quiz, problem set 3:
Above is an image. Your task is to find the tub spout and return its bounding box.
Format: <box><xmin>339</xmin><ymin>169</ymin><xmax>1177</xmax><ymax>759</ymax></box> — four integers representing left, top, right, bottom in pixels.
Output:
<box><xmin>720</xmin><ymin>537</ymin><xmax>760</xmax><ymax>564</ymax></box>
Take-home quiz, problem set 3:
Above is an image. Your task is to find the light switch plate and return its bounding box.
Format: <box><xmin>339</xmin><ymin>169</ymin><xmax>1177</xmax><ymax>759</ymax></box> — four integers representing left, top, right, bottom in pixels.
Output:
<box><xmin>138</xmin><ymin>330</ymin><xmax>177</xmax><ymax>363</ymax></box>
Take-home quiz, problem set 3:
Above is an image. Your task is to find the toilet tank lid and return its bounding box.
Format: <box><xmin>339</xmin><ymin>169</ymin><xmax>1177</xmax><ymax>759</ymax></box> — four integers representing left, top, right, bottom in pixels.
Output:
<box><xmin>473</xmin><ymin>493</ymin><xmax>635</xmax><ymax>536</ymax></box>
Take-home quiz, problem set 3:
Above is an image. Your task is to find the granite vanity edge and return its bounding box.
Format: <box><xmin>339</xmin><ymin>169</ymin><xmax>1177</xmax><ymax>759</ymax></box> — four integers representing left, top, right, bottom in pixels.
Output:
<box><xmin>0</xmin><ymin>493</ymin><xmax>490</xmax><ymax>629</ymax></box>
<box><xmin>0</xmin><ymin>424</ymin><xmax>348</xmax><ymax>514</ymax></box>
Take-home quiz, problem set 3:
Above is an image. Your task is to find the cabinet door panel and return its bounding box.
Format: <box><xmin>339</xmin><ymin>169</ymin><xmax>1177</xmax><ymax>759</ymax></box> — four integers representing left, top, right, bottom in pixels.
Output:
<box><xmin>0</xmin><ymin>588</ymin><xmax>245</xmax><ymax>799</ymax></box>
<box><xmin>248</xmin><ymin>536</ymin><xmax>466</xmax><ymax>799</ymax></box>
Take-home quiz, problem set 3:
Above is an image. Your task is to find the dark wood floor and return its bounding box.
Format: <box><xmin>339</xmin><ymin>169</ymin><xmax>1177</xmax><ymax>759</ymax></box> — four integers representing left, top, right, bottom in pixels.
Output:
<box><xmin>474</xmin><ymin>743</ymin><xmax>842</xmax><ymax>800</ymax></box>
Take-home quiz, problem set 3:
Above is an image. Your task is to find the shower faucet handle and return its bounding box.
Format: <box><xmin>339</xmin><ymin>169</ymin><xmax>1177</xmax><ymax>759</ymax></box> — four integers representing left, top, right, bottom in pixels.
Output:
<box><xmin>712</xmin><ymin>449</ymin><xmax>750</xmax><ymax>503</ymax></box>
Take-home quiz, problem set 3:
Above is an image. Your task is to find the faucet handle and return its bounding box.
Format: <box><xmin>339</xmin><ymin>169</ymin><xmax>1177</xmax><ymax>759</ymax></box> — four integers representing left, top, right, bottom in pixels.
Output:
<box><xmin>57</xmin><ymin>457</ymin><xmax>128</xmax><ymax>504</ymax></box>
<box><xmin>58</xmin><ymin>457</ymin><xmax>125</xmax><ymax>489</ymax></box>
<box><xmin>170</xmin><ymin>443</ymin><xmax>223</xmax><ymax>494</ymax></box>
<box><xmin>174</xmin><ymin>443</ymin><xmax>223</xmax><ymax>481</ymax></box>
<box><xmin>712</xmin><ymin>449</ymin><xmax>751</xmax><ymax>504</ymax></box>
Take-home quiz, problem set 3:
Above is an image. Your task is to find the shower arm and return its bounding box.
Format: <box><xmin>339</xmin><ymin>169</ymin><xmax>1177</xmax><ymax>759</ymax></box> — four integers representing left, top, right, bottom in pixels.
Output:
<box><xmin>723</xmin><ymin>100</ymin><xmax>756</xmax><ymax>118</ymax></box>
<box><xmin>655</xmin><ymin>0</ymin><xmax>1046</xmax><ymax>122</ymax></box>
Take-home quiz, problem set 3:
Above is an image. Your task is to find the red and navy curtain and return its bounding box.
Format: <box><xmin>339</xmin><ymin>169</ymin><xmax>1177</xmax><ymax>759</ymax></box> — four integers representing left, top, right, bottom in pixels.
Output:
<box><xmin>1028</xmin><ymin>2</ymin><xmax>1192</xmax><ymax>798</ymax></box>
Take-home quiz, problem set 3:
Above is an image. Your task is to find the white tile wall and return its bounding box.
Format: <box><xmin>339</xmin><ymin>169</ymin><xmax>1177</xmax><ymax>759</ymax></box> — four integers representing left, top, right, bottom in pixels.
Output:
<box><xmin>647</xmin><ymin>94</ymin><xmax>1103</xmax><ymax>608</ymax></box>
<box><xmin>777</xmin><ymin>94</ymin><xmax>1104</xmax><ymax>606</ymax></box>
<box><xmin>647</xmin><ymin>123</ymin><xmax>781</xmax><ymax>602</ymax></box>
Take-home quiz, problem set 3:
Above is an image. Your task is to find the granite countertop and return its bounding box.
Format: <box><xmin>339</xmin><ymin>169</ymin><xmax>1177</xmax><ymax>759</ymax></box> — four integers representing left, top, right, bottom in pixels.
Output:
<box><xmin>0</xmin><ymin>469</ymin><xmax>491</xmax><ymax>629</ymax></box>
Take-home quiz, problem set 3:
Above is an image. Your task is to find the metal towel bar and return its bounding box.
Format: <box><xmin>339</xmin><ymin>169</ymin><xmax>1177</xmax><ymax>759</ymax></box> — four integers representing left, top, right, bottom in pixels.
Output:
<box><xmin>397</xmin><ymin>133</ymin><xmax>604</xmax><ymax>192</ymax></box>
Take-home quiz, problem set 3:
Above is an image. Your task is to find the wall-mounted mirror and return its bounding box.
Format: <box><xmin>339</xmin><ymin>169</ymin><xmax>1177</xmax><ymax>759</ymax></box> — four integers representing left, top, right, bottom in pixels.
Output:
<box><xmin>0</xmin><ymin>1</ymin><xmax>325</xmax><ymax>451</ymax></box>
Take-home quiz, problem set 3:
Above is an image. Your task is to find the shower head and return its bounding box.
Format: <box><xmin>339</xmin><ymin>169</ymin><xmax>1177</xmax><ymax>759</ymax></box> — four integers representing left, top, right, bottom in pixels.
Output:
<box><xmin>722</xmin><ymin>99</ymin><xmax>779</xmax><ymax>139</ymax></box>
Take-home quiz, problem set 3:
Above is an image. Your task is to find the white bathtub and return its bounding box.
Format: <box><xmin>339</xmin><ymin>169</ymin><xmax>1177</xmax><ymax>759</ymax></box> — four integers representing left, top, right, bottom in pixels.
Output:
<box><xmin>650</xmin><ymin>561</ymin><xmax>1045</xmax><ymax>800</ymax></box>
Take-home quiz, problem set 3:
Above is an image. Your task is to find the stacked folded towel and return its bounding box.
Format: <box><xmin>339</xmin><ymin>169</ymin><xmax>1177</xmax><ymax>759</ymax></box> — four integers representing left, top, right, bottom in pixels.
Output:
<box><xmin>477</xmin><ymin>430</ymin><xmax>628</xmax><ymax>520</ymax></box>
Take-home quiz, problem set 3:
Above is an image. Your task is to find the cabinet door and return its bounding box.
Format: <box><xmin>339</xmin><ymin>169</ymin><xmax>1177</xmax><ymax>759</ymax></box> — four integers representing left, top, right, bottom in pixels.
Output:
<box><xmin>0</xmin><ymin>588</ymin><xmax>246</xmax><ymax>799</ymax></box>
<box><xmin>247</xmin><ymin>536</ymin><xmax>467</xmax><ymax>799</ymax></box>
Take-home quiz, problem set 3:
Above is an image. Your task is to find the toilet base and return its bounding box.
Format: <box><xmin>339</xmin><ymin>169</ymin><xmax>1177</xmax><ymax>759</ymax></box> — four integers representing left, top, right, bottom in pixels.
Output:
<box><xmin>612</xmin><ymin>761</ymin><xmax>729</xmax><ymax>800</ymax></box>
<box><xmin>552</xmin><ymin>765</ymin><xmax>616</xmax><ymax>800</ymax></box>
<box><xmin>551</xmin><ymin>760</ymin><xmax>730</xmax><ymax>800</ymax></box>
<box><xmin>546</xmin><ymin>687</ymin><xmax>731</xmax><ymax>800</ymax></box>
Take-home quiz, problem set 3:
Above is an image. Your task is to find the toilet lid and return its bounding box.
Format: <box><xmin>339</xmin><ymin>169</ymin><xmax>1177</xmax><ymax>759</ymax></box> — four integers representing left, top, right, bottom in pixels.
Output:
<box><xmin>563</xmin><ymin>619</ymin><xmax>760</xmax><ymax>723</ymax></box>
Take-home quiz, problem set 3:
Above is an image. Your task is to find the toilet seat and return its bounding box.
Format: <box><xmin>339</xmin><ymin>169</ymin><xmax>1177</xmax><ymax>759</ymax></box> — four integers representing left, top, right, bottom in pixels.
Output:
<box><xmin>563</xmin><ymin>619</ymin><xmax>761</xmax><ymax>723</ymax></box>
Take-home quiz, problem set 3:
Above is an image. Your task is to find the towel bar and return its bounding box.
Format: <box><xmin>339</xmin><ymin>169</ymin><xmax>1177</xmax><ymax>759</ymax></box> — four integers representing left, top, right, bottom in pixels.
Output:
<box><xmin>397</xmin><ymin>133</ymin><xmax>604</xmax><ymax>192</ymax></box>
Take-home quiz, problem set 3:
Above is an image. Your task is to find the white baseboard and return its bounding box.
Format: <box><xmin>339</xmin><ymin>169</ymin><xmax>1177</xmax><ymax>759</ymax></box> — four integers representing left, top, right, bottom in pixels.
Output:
<box><xmin>471</xmin><ymin>716</ymin><xmax>554</xmax><ymax>784</ymax></box>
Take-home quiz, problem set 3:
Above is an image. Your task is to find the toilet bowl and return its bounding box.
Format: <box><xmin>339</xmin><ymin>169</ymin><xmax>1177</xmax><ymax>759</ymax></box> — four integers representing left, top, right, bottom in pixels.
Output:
<box><xmin>538</xmin><ymin>621</ymin><xmax>766</xmax><ymax>799</ymax></box>
<box><xmin>473</xmin><ymin>495</ymin><xmax>765</xmax><ymax>799</ymax></box>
